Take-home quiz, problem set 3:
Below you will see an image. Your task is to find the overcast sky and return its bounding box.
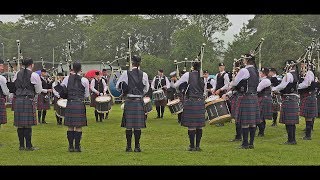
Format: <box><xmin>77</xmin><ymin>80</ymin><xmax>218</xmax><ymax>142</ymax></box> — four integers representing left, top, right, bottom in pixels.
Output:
<box><xmin>0</xmin><ymin>14</ymin><xmax>255</xmax><ymax>44</ymax></box>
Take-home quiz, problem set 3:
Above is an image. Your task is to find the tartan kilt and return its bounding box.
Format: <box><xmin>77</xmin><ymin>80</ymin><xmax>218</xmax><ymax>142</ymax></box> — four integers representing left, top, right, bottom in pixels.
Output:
<box><xmin>121</xmin><ymin>98</ymin><xmax>146</xmax><ymax>129</ymax></box>
<box><xmin>0</xmin><ymin>98</ymin><xmax>7</xmax><ymax>124</ymax></box>
<box><xmin>317</xmin><ymin>93</ymin><xmax>320</xmax><ymax>117</ymax></box>
<box><xmin>229</xmin><ymin>94</ymin><xmax>238</xmax><ymax>118</ymax></box>
<box><xmin>53</xmin><ymin>96</ymin><xmax>59</xmax><ymax>112</ymax></box>
<box><xmin>236</xmin><ymin>94</ymin><xmax>261</xmax><ymax>125</ymax></box>
<box><xmin>299</xmin><ymin>93</ymin><xmax>318</xmax><ymax>118</ymax></box>
<box><xmin>11</xmin><ymin>95</ymin><xmax>16</xmax><ymax>111</ymax></box>
<box><xmin>258</xmin><ymin>95</ymin><xmax>273</xmax><ymax>120</ymax></box>
<box><xmin>14</xmin><ymin>97</ymin><xmax>37</xmax><ymax>127</ymax></box>
<box><xmin>279</xmin><ymin>95</ymin><xmax>299</xmax><ymax>125</ymax></box>
<box><xmin>37</xmin><ymin>93</ymin><xmax>50</xmax><ymax>110</ymax></box>
<box><xmin>272</xmin><ymin>94</ymin><xmax>281</xmax><ymax>112</ymax></box>
<box><xmin>181</xmin><ymin>98</ymin><xmax>206</xmax><ymax>128</ymax></box>
<box><xmin>64</xmin><ymin>100</ymin><xmax>87</xmax><ymax>127</ymax></box>
<box><xmin>90</xmin><ymin>94</ymin><xmax>97</xmax><ymax>107</ymax></box>
<box><xmin>155</xmin><ymin>98</ymin><xmax>167</xmax><ymax>106</ymax></box>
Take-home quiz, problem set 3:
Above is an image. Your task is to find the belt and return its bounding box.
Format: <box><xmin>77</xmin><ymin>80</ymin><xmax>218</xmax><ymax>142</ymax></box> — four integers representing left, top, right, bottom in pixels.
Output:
<box><xmin>126</xmin><ymin>97</ymin><xmax>142</xmax><ymax>100</ymax></box>
<box><xmin>239</xmin><ymin>92</ymin><xmax>257</xmax><ymax>96</ymax></box>
<box><xmin>16</xmin><ymin>95</ymin><xmax>34</xmax><ymax>99</ymax></box>
<box><xmin>68</xmin><ymin>99</ymin><xmax>84</xmax><ymax>102</ymax></box>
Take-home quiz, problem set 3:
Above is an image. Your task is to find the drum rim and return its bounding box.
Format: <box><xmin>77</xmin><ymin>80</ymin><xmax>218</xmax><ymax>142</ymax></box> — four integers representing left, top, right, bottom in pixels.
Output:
<box><xmin>205</xmin><ymin>98</ymin><xmax>226</xmax><ymax>108</ymax></box>
<box><xmin>205</xmin><ymin>95</ymin><xmax>220</xmax><ymax>103</ymax></box>
<box><xmin>208</xmin><ymin>114</ymin><xmax>232</xmax><ymax>125</ymax></box>
<box><xmin>57</xmin><ymin>99</ymin><xmax>67</xmax><ymax>108</ymax></box>
<box><xmin>153</xmin><ymin>89</ymin><xmax>164</xmax><ymax>93</ymax></box>
<box><xmin>167</xmin><ymin>99</ymin><xmax>181</xmax><ymax>106</ymax></box>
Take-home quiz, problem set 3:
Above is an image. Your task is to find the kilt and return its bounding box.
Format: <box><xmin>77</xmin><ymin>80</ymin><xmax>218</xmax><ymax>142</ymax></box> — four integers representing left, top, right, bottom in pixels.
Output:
<box><xmin>279</xmin><ymin>95</ymin><xmax>299</xmax><ymax>125</ymax></box>
<box><xmin>155</xmin><ymin>98</ymin><xmax>167</xmax><ymax>106</ymax></box>
<box><xmin>121</xmin><ymin>98</ymin><xmax>146</xmax><ymax>129</ymax></box>
<box><xmin>317</xmin><ymin>93</ymin><xmax>320</xmax><ymax>117</ymax></box>
<box><xmin>11</xmin><ymin>95</ymin><xmax>16</xmax><ymax>111</ymax></box>
<box><xmin>258</xmin><ymin>95</ymin><xmax>273</xmax><ymax>121</ymax></box>
<box><xmin>299</xmin><ymin>93</ymin><xmax>317</xmax><ymax>118</ymax></box>
<box><xmin>229</xmin><ymin>93</ymin><xmax>238</xmax><ymax>118</ymax></box>
<box><xmin>0</xmin><ymin>98</ymin><xmax>7</xmax><ymax>124</ymax></box>
<box><xmin>181</xmin><ymin>98</ymin><xmax>206</xmax><ymax>128</ymax></box>
<box><xmin>37</xmin><ymin>93</ymin><xmax>50</xmax><ymax>110</ymax></box>
<box><xmin>236</xmin><ymin>94</ymin><xmax>261</xmax><ymax>125</ymax></box>
<box><xmin>90</xmin><ymin>94</ymin><xmax>98</xmax><ymax>107</ymax></box>
<box><xmin>14</xmin><ymin>96</ymin><xmax>37</xmax><ymax>127</ymax></box>
<box><xmin>272</xmin><ymin>94</ymin><xmax>281</xmax><ymax>112</ymax></box>
<box><xmin>53</xmin><ymin>96</ymin><xmax>59</xmax><ymax>112</ymax></box>
<box><xmin>64</xmin><ymin>100</ymin><xmax>87</xmax><ymax>127</ymax></box>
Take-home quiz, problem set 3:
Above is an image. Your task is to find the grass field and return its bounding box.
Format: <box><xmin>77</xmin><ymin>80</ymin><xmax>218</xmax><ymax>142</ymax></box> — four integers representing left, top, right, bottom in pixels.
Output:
<box><xmin>0</xmin><ymin>104</ymin><xmax>319</xmax><ymax>165</ymax></box>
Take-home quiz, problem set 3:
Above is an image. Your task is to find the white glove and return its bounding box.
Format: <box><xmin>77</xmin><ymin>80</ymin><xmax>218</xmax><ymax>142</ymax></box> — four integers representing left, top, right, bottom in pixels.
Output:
<box><xmin>100</xmin><ymin>93</ymin><xmax>103</xmax><ymax>96</ymax></box>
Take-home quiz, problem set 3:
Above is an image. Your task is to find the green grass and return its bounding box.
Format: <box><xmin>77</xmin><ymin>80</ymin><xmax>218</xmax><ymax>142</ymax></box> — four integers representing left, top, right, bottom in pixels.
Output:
<box><xmin>0</xmin><ymin>104</ymin><xmax>319</xmax><ymax>165</ymax></box>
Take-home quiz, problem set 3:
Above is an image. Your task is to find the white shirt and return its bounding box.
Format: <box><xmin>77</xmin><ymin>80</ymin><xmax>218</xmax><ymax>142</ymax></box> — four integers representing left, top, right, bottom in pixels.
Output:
<box><xmin>13</xmin><ymin>67</ymin><xmax>43</xmax><ymax>94</ymax></box>
<box><xmin>0</xmin><ymin>75</ymin><xmax>10</xmax><ymax>96</ymax></box>
<box><xmin>257</xmin><ymin>77</ymin><xmax>271</xmax><ymax>92</ymax></box>
<box><xmin>230</xmin><ymin>65</ymin><xmax>252</xmax><ymax>87</ymax></box>
<box><xmin>173</xmin><ymin>72</ymin><xmax>206</xmax><ymax>95</ymax></box>
<box><xmin>204</xmin><ymin>77</ymin><xmax>215</xmax><ymax>89</ymax></box>
<box><xmin>52</xmin><ymin>80</ymin><xmax>62</xmax><ymax>98</ymax></box>
<box><xmin>298</xmin><ymin>70</ymin><xmax>314</xmax><ymax>89</ymax></box>
<box><xmin>61</xmin><ymin>73</ymin><xmax>90</xmax><ymax>98</ymax></box>
<box><xmin>272</xmin><ymin>70</ymin><xmax>295</xmax><ymax>92</ymax></box>
<box><xmin>212</xmin><ymin>71</ymin><xmax>230</xmax><ymax>91</ymax></box>
<box><xmin>151</xmin><ymin>75</ymin><xmax>170</xmax><ymax>90</ymax></box>
<box><xmin>116</xmin><ymin>67</ymin><xmax>150</xmax><ymax>95</ymax></box>
<box><xmin>90</xmin><ymin>78</ymin><xmax>108</xmax><ymax>95</ymax></box>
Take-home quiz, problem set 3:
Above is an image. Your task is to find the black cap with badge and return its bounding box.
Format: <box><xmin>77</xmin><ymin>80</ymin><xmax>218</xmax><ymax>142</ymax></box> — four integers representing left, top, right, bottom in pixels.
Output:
<box><xmin>218</xmin><ymin>62</ymin><xmax>225</xmax><ymax>66</ymax></box>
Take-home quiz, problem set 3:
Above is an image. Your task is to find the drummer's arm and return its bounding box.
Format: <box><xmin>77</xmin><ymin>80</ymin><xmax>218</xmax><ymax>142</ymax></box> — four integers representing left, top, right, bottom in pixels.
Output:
<box><xmin>142</xmin><ymin>72</ymin><xmax>150</xmax><ymax>95</ymax></box>
<box><xmin>116</xmin><ymin>71</ymin><xmax>128</xmax><ymax>92</ymax></box>
<box><xmin>90</xmin><ymin>79</ymin><xmax>99</xmax><ymax>95</ymax></box>
<box><xmin>52</xmin><ymin>82</ymin><xmax>60</xmax><ymax>98</ymax></box>
<box><xmin>220</xmin><ymin>73</ymin><xmax>230</xmax><ymax>91</ymax></box>
<box><xmin>163</xmin><ymin>77</ymin><xmax>170</xmax><ymax>89</ymax></box>
<box><xmin>272</xmin><ymin>73</ymin><xmax>292</xmax><ymax>93</ymax></box>
<box><xmin>173</xmin><ymin>73</ymin><xmax>188</xmax><ymax>89</ymax></box>
<box><xmin>257</xmin><ymin>79</ymin><xmax>271</xmax><ymax>92</ymax></box>
<box><xmin>82</xmin><ymin>78</ymin><xmax>90</xmax><ymax>98</ymax></box>
<box><xmin>102</xmin><ymin>79</ymin><xmax>108</xmax><ymax>94</ymax></box>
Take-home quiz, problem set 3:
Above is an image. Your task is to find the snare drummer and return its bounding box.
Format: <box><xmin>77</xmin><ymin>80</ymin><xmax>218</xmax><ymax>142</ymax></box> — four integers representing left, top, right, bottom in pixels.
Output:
<box><xmin>211</xmin><ymin>63</ymin><xmax>230</xmax><ymax>98</ymax></box>
<box><xmin>256</xmin><ymin>67</ymin><xmax>273</xmax><ymax>137</ymax></box>
<box><xmin>116</xmin><ymin>55</ymin><xmax>149</xmax><ymax>152</ymax></box>
<box><xmin>229</xmin><ymin>54</ymin><xmax>260</xmax><ymax>149</ymax></box>
<box><xmin>203</xmin><ymin>70</ymin><xmax>215</xmax><ymax>97</ymax></box>
<box><xmin>52</xmin><ymin>73</ymin><xmax>65</xmax><ymax>125</ymax></box>
<box><xmin>151</xmin><ymin>69</ymin><xmax>170</xmax><ymax>119</ymax></box>
<box><xmin>90</xmin><ymin>71</ymin><xmax>108</xmax><ymax>122</ymax></box>
<box><xmin>37</xmin><ymin>69</ymin><xmax>52</xmax><ymax>124</ymax></box>
<box><xmin>173</xmin><ymin>61</ymin><xmax>206</xmax><ymax>151</ymax></box>
<box><xmin>268</xmin><ymin>68</ymin><xmax>281</xmax><ymax>126</ymax></box>
<box><xmin>272</xmin><ymin>60</ymin><xmax>299</xmax><ymax>145</ymax></box>
<box><xmin>61</xmin><ymin>62</ymin><xmax>90</xmax><ymax>152</ymax></box>
<box><xmin>0</xmin><ymin>59</ymin><xmax>10</xmax><ymax>146</ymax></box>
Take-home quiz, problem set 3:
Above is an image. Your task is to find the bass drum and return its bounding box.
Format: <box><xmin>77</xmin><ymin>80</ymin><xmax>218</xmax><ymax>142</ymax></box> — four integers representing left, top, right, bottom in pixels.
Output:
<box><xmin>108</xmin><ymin>70</ymin><xmax>126</xmax><ymax>98</ymax></box>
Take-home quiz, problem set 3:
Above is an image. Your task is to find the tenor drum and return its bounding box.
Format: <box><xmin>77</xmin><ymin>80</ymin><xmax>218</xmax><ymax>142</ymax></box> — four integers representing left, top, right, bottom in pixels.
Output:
<box><xmin>56</xmin><ymin>99</ymin><xmax>67</xmax><ymax>118</ymax></box>
<box><xmin>143</xmin><ymin>97</ymin><xmax>153</xmax><ymax>114</ymax></box>
<box><xmin>95</xmin><ymin>95</ymin><xmax>112</xmax><ymax>113</ymax></box>
<box><xmin>108</xmin><ymin>70</ymin><xmax>125</xmax><ymax>98</ymax></box>
<box><xmin>205</xmin><ymin>96</ymin><xmax>232</xmax><ymax>125</ymax></box>
<box><xmin>167</xmin><ymin>99</ymin><xmax>183</xmax><ymax>115</ymax></box>
<box><xmin>153</xmin><ymin>89</ymin><xmax>165</xmax><ymax>101</ymax></box>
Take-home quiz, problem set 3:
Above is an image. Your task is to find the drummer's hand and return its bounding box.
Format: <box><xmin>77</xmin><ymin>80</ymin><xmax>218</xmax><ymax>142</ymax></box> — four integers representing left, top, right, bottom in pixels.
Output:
<box><xmin>215</xmin><ymin>89</ymin><xmax>221</xmax><ymax>95</ymax></box>
<box><xmin>100</xmin><ymin>93</ymin><xmax>103</xmax><ymax>96</ymax></box>
<box><xmin>222</xmin><ymin>94</ymin><xmax>228</xmax><ymax>100</ymax></box>
<box><xmin>47</xmin><ymin>89</ymin><xmax>53</xmax><ymax>92</ymax></box>
<box><xmin>96</xmin><ymin>92</ymin><xmax>100</xmax><ymax>95</ymax></box>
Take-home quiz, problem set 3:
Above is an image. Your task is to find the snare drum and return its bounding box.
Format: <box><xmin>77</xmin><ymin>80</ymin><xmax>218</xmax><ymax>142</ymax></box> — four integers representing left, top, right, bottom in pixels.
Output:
<box><xmin>153</xmin><ymin>89</ymin><xmax>165</xmax><ymax>101</ymax></box>
<box><xmin>143</xmin><ymin>97</ymin><xmax>152</xmax><ymax>114</ymax></box>
<box><xmin>56</xmin><ymin>99</ymin><xmax>67</xmax><ymax>118</ymax></box>
<box><xmin>95</xmin><ymin>95</ymin><xmax>112</xmax><ymax>113</ymax></box>
<box><xmin>205</xmin><ymin>97</ymin><xmax>232</xmax><ymax>125</ymax></box>
<box><xmin>167</xmin><ymin>99</ymin><xmax>183</xmax><ymax>115</ymax></box>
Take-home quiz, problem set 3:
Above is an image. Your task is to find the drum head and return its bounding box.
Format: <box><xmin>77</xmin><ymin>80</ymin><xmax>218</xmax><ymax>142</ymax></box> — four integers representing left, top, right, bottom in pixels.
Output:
<box><xmin>57</xmin><ymin>99</ymin><xmax>67</xmax><ymax>108</ymax></box>
<box><xmin>143</xmin><ymin>97</ymin><xmax>150</xmax><ymax>104</ymax></box>
<box><xmin>205</xmin><ymin>95</ymin><xmax>219</xmax><ymax>103</ymax></box>
<box><xmin>167</xmin><ymin>99</ymin><xmax>180</xmax><ymax>106</ymax></box>
<box><xmin>108</xmin><ymin>70</ymin><xmax>125</xmax><ymax>98</ymax></box>
<box><xmin>209</xmin><ymin>115</ymin><xmax>232</xmax><ymax>125</ymax></box>
<box><xmin>153</xmin><ymin>89</ymin><xmax>164</xmax><ymax>94</ymax></box>
<box><xmin>96</xmin><ymin>95</ymin><xmax>111</xmax><ymax>102</ymax></box>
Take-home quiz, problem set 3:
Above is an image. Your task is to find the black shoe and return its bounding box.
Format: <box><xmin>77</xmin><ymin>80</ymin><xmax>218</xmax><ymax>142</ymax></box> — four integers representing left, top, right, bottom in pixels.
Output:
<box><xmin>238</xmin><ymin>145</ymin><xmax>249</xmax><ymax>149</ymax></box>
<box><xmin>229</xmin><ymin>138</ymin><xmax>242</xmax><ymax>142</ymax></box>
<box><xmin>25</xmin><ymin>147</ymin><xmax>40</xmax><ymax>151</ymax></box>
<box><xmin>42</xmin><ymin>121</ymin><xmax>47</xmax><ymax>124</ymax></box>
<box><xmin>282</xmin><ymin>141</ymin><xmax>296</xmax><ymax>145</ymax></box>
<box><xmin>68</xmin><ymin>147</ymin><xmax>74</xmax><ymax>152</ymax></box>
<box><xmin>74</xmin><ymin>147</ymin><xmax>82</xmax><ymax>152</ymax></box>
<box><xmin>125</xmin><ymin>147</ymin><xmax>132</xmax><ymax>152</ymax></box>
<box><xmin>195</xmin><ymin>147</ymin><xmax>202</xmax><ymax>151</ymax></box>
<box><xmin>257</xmin><ymin>133</ymin><xmax>264</xmax><ymax>137</ymax></box>
<box><xmin>248</xmin><ymin>145</ymin><xmax>254</xmax><ymax>149</ymax></box>
<box><xmin>134</xmin><ymin>147</ymin><xmax>141</xmax><ymax>152</ymax></box>
<box><xmin>188</xmin><ymin>147</ymin><xmax>196</xmax><ymax>151</ymax></box>
<box><xmin>271</xmin><ymin>123</ymin><xmax>277</xmax><ymax>127</ymax></box>
<box><xmin>19</xmin><ymin>147</ymin><xmax>25</xmax><ymax>151</ymax></box>
<box><xmin>160</xmin><ymin>116</ymin><xmax>164</xmax><ymax>119</ymax></box>
<box><xmin>303</xmin><ymin>136</ymin><xmax>312</xmax><ymax>140</ymax></box>
<box><xmin>292</xmin><ymin>141</ymin><xmax>297</xmax><ymax>145</ymax></box>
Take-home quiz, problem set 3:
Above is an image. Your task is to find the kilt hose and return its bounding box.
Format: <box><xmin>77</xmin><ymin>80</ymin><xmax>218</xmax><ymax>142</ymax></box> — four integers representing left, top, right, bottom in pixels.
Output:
<box><xmin>300</xmin><ymin>93</ymin><xmax>318</xmax><ymax>119</ymax></box>
<box><xmin>317</xmin><ymin>93</ymin><xmax>320</xmax><ymax>117</ymax></box>
<box><xmin>64</xmin><ymin>100</ymin><xmax>87</xmax><ymax>127</ymax></box>
<box><xmin>181</xmin><ymin>98</ymin><xmax>206</xmax><ymax>129</ymax></box>
<box><xmin>272</xmin><ymin>94</ymin><xmax>281</xmax><ymax>112</ymax></box>
<box><xmin>258</xmin><ymin>95</ymin><xmax>273</xmax><ymax>121</ymax></box>
<box><xmin>53</xmin><ymin>96</ymin><xmax>59</xmax><ymax>112</ymax></box>
<box><xmin>121</xmin><ymin>98</ymin><xmax>146</xmax><ymax>129</ymax></box>
<box><xmin>14</xmin><ymin>96</ymin><xmax>37</xmax><ymax>127</ymax></box>
<box><xmin>279</xmin><ymin>95</ymin><xmax>299</xmax><ymax>125</ymax></box>
<box><xmin>37</xmin><ymin>93</ymin><xmax>50</xmax><ymax>110</ymax></box>
<box><xmin>235</xmin><ymin>94</ymin><xmax>261</xmax><ymax>126</ymax></box>
<box><xmin>90</xmin><ymin>94</ymin><xmax>97</xmax><ymax>107</ymax></box>
<box><xmin>0</xmin><ymin>98</ymin><xmax>7</xmax><ymax>125</ymax></box>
